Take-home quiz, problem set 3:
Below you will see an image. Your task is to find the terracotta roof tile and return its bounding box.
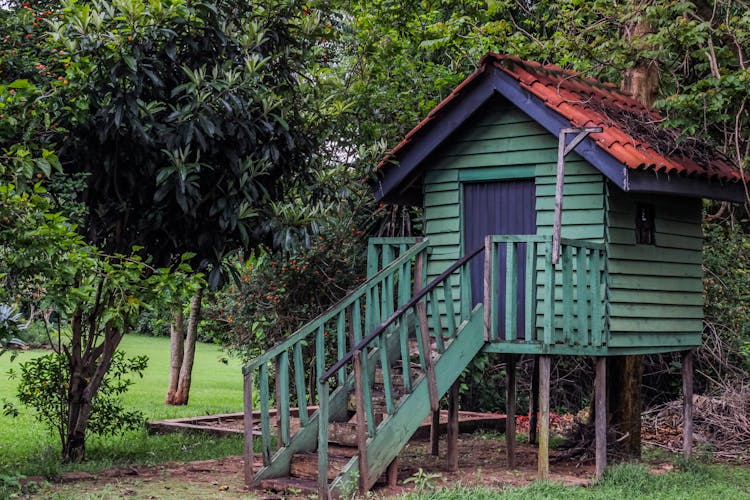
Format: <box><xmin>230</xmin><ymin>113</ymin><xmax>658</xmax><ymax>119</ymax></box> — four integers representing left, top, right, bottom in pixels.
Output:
<box><xmin>378</xmin><ymin>53</ymin><xmax>744</xmax><ymax>184</ymax></box>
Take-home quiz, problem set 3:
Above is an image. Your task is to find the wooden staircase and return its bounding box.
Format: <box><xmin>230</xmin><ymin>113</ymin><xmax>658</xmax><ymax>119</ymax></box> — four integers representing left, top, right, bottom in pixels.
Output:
<box><xmin>242</xmin><ymin>239</ymin><xmax>487</xmax><ymax>498</ymax></box>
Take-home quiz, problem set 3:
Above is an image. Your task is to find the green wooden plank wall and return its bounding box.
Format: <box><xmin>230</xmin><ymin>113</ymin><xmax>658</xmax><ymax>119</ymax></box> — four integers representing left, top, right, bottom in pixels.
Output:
<box><xmin>421</xmin><ymin>100</ymin><xmax>606</xmax><ymax>333</ymax></box>
<box><xmin>605</xmin><ymin>183</ymin><xmax>703</xmax><ymax>348</ymax></box>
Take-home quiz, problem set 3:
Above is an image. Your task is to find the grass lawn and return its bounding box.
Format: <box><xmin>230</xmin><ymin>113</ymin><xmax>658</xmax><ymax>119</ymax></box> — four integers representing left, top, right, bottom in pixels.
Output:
<box><xmin>0</xmin><ymin>334</ymin><xmax>245</xmax><ymax>481</ymax></box>
<box><xmin>398</xmin><ymin>462</ymin><xmax>750</xmax><ymax>499</ymax></box>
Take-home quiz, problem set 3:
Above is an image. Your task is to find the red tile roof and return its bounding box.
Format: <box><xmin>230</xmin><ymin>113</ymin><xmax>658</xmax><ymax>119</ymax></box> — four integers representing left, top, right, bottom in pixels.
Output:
<box><xmin>379</xmin><ymin>53</ymin><xmax>743</xmax><ymax>184</ymax></box>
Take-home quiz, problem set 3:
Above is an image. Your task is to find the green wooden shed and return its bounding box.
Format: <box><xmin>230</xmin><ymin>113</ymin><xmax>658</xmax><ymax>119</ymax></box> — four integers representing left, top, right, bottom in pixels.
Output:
<box><xmin>241</xmin><ymin>55</ymin><xmax>747</xmax><ymax>497</ymax></box>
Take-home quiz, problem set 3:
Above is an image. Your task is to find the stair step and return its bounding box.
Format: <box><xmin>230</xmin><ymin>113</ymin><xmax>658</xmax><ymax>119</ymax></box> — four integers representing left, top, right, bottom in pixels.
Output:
<box><xmin>374</xmin><ymin>366</ymin><xmax>422</xmax><ymax>386</ymax></box>
<box><xmin>260</xmin><ymin>476</ymin><xmax>318</xmax><ymax>495</ymax></box>
<box><xmin>290</xmin><ymin>447</ymin><xmax>355</xmax><ymax>481</ymax></box>
<box><xmin>347</xmin><ymin>387</ymin><xmax>404</xmax><ymax>413</ymax></box>
<box><xmin>328</xmin><ymin>421</ymin><xmax>358</xmax><ymax>446</ymax></box>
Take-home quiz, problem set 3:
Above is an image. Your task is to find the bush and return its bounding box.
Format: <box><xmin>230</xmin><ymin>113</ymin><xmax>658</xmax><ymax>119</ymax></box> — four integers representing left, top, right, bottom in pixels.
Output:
<box><xmin>205</xmin><ymin>216</ymin><xmax>369</xmax><ymax>361</ymax></box>
<box><xmin>8</xmin><ymin>350</ymin><xmax>148</xmax><ymax>459</ymax></box>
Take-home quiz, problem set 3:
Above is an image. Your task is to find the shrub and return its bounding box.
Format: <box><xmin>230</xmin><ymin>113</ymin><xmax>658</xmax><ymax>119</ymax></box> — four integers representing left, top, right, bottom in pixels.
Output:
<box><xmin>8</xmin><ymin>350</ymin><xmax>148</xmax><ymax>458</ymax></box>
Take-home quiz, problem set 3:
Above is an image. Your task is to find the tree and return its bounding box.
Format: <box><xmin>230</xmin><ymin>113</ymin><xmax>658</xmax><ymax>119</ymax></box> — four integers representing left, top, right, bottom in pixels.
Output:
<box><xmin>0</xmin><ymin>182</ymin><xmax>190</xmax><ymax>461</ymax></box>
<box><xmin>41</xmin><ymin>0</ymin><xmax>331</xmax><ymax>405</ymax></box>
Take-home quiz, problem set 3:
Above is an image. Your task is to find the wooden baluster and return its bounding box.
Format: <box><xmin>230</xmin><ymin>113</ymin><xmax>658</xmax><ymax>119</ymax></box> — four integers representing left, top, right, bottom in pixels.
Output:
<box><xmin>243</xmin><ymin>372</ymin><xmax>255</xmax><ymax>485</ymax></box>
<box><xmin>442</xmin><ymin>276</ymin><xmax>456</xmax><ymax>339</ymax></box>
<box><xmin>505</xmin><ymin>242</ymin><xmax>518</xmax><ymax>342</ymax></box>
<box><xmin>293</xmin><ymin>343</ymin><xmax>308</xmax><ymax>426</ymax></box>
<box><xmin>576</xmin><ymin>247</ymin><xmax>589</xmax><ymax>346</ymax></box>
<box><xmin>414</xmin><ymin>250</ymin><xmax>438</xmax><ymax>411</ymax></box>
<box><xmin>525</xmin><ymin>241</ymin><xmax>537</xmax><ymax>342</ymax></box>
<box><xmin>259</xmin><ymin>363</ymin><xmax>272</xmax><ymax>465</ymax></box>
<box><xmin>383</xmin><ymin>245</ymin><xmax>395</xmax><ymax>317</ymax></box>
<box><xmin>490</xmin><ymin>240</ymin><xmax>499</xmax><ymax>340</ymax></box>
<box><xmin>366</xmin><ymin>240</ymin><xmax>379</xmax><ymax>279</ymax></box>
<box><xmin>379</xmin><ymin>335</ymin><xmax>394</xmax><ymax>414</ymax></box>
<box><xmin>353</xmin><ymin>352</ymin><xmax>369</xmax><ymax>495</ymax></box>
<box><xmin>336</xmin><ymin>310</ymin><xmax>347</xmax><ymax>386</ymax></box>
<box><xmin>278</xmin><ymin>351</ymin><xmax>291</xmax><ymax>446</ymax></box>
<box><xmin>274</xmin><ymin>357</ymin><xmax>282</xmax><ymax>449</ymax></box>
<box><xmin>562</xmin><ymin>245</ymin><xmax>574</xmax><ymax>345</ymax></box>
<box><xmin>316</xmin><ymin>325</ymin><xmax>325</xmax><ymax>392</ymax></box>
<box><xmin>543</xmin><ymin>241</ymin><xmax>555</xmax><ymax>345</ymax></box>
<box><xmin>318</xmin><ymin>379</ymin><xmax>330</xmax><ymax>499</ymax></box>
<box><xmin>591</xmin><ymin>249</ymin><xmax>603</xmax><ymax>346</ymax></box>
<box><xmin>483</xmin><ymin>236</ymin><xmax>493</xmax><ymax>341</ymax></box>
<box><xmin>460</xmin><ymin>260</ymin><xmax>471</xmax><ymax>321</ymax></box>
<box><xmin>428</xmin><ymin>289</ymin><xmax>445</xmax><ymax>353</ymax></box>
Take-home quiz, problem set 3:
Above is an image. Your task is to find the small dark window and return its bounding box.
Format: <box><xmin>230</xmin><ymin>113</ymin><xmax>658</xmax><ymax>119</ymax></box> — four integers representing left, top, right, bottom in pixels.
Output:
<box><xmin>635</xmin><ymin>203</ymin><xmax>655</xmax><ymax>245</ymax></box>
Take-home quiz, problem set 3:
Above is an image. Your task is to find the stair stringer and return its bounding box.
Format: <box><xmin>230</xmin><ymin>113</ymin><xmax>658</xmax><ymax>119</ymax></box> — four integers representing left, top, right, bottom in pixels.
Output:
<box><xmin>329</xmin><ymin>304</ymin><xmax>485</xmax><ymax>495</ymax></box>
<box><xmin>251</xmin><ymin>316</ymin><xmax>410</xmax><ymax>483</ymax></box>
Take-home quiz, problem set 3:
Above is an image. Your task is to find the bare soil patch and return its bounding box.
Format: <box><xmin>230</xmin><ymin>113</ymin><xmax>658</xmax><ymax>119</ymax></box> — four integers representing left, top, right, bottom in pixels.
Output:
<box><xmin>31</xmin><ymin>432</ymin><xmax>597</xmax><ymax>499</ymax></box>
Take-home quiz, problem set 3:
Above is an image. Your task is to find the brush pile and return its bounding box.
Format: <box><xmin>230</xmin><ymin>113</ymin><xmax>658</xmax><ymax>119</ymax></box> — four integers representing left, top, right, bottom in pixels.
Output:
<box><xmin>642</xmin><ymin>381</ymin><xmax>750</xmax><ymax>461</ymax></box>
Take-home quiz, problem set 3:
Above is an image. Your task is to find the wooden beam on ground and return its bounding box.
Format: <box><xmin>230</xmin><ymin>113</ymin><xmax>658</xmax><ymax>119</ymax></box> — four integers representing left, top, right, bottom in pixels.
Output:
<box><xmin>595</xmin><ymin>356</ymin><xmax>607</xmax><ymax>480</ymax></box>
<box><xmin>538</xmin><ymin>355</ymin><xmax>551</xmax><ymax>481</ymax></box>
<box><xmin>243</xmin><ymin>373</ymin><xmax>255</xmax><ymax>486</ymax></box>
<box><xmin>430</xmin><ymin>410</ymin><xmax>440</xmax><ymax>456</ymax></box>
<box><xmin>447</xmin><ymin>382</ymin><xmax>459</xmax><ymax>472</ymax></box>
<box><xmin>682</xmin><ymin>350</ymin><xmax>694</xmax><ymax>460</ymax></box>
<box><xmin>506</xmin><ymin>355</ymin><xmax>517</xmax><ymax>469</ymax></box>
<box><xmin>530</xmin><ymin>355</ymin><xmax>539</xmax><ymax>445</ymax></box>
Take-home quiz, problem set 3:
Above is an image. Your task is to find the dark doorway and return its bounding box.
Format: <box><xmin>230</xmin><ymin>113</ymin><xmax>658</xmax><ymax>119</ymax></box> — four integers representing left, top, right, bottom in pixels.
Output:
<box><xmin>464</xmin><ymin>180</ymin><xmax>536</xmax><ymax>339</ymax></box>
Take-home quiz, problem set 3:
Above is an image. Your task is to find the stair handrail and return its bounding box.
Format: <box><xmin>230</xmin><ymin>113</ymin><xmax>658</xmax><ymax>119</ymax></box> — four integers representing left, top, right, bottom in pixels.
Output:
<box><xmin>242</xmin><ymin>238</ymin><xmax>429</xmax><ymax>374</ymax></box>
<box><xmin>319</xmin><ymin>244</ymin><xmax>484</xmax><ymax>384</ymax></box>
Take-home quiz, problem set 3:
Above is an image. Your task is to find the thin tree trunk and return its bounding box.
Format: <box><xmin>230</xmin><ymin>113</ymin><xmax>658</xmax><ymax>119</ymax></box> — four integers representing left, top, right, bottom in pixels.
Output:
<box><xmin>165</xmin><ymin>310</ymin><xmax>185</xmax><ymax>404</ymax></box>
<box><xmin>171</xmin><ymin>287</ymin><xmax>203</xmax><ymax>406</ymax></box>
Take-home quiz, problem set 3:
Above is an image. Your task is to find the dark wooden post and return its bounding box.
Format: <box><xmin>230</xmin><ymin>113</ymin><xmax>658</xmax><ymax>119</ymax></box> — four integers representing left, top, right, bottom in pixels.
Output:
<box><xmin>538</xmin><ymin>355</ymin><xmax>551</xmax><ymax>480</ymax></box>
<box><xmin>530</xmin><ymin>355</ymin><xmax>539</xmax><ymax>445</ymax></box>
<box><xmin>430</xmin><ymin>410</ymin><xmax>440</xmax><ymax>456</ymax></box>
<box><xmin>682</xmin><ymin>350</ymin><xmax>694</xmax><ymax>460</ymax></box>
<box><xmin>387</xmin><ymin>458</ymin><xmax>399</xmax><ymax>488</ymax></box>
<box><xmin>243</xmin><ymin>373</ymin><xmax>255</xmax><ymax>486</ymax></box>
<box><xmin>506</xmin><ymin>355</ymin><xmax>517</xmax><ymax>469</ymax></box>
<box><xmin>595</xmin><ymin>357</ymin><xmax>607</xmax><ymax>480</ymax></box>
<box><xmin>447</xmin><ymin>382</ymin><xmax>460</xmax><ymax>471</ymax></box>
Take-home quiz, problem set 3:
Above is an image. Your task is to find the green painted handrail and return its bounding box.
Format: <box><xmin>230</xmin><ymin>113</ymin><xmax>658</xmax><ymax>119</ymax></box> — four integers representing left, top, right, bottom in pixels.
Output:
<box><xmin>242</xmin><ymin>239</ymin><xmax>429</xmax><ymax>374</ymax></box>
<box><xmin>319</xmin><ymin>244</ymin><xmax>485</xmax><ymax>384</ymax></box>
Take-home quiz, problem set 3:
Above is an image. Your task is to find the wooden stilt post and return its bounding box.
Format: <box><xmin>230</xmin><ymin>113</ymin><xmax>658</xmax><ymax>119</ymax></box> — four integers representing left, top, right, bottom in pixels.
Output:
<box><xmin>682</xmin><ymin>350</ymin><xmax>694</xmax><ymax>460</ymax></box>
<box><xmin>430</xmin><ymin>410</ymin><xmax>440</xmax><ymax>456</ymax></box>
<box><xmin>506</xmin><ymin>355</ymin><xmax>517</xmax><ymax>469</ymax></box>
<box><xmin>447</xmin><ymin>381</ymin><xmax>459</xmax><ymax>471</ymax></box>
<box><xmin>595</xmin><ymin>356</ymin><xmax>607</xmax><ymax>480</ymax></box>
<box><xmin>387</xmin><ymin>457</ymin><xmax>399</xmax><ymax>488</ymax></box>
<box><xmin>538</xmin><ymin>355</ymin><xmax>551</xmax><ymax>481</ymax></box>
<box><xmin>243</xmin><ymin>373</ymin><xmax>255</xmax><ymax>486</ymax></box>
<box><xmin>530</xmin><ymin>355</ymin><xmax>539</xmax><ymax>445</ymax></box>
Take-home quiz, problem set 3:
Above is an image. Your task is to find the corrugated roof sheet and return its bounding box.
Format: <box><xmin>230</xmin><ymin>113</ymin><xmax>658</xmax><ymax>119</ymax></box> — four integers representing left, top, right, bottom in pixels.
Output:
<box><xmin>379</xmin><ymin>53</ymin><xmax>743</xmax><ymax>184</ymax></box>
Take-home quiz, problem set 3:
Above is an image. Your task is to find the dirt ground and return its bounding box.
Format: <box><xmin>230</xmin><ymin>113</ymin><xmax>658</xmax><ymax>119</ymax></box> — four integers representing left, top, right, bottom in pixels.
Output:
<box><xmin>28</xmin><ymin>432</ymin><xmax>598</xmax><ymax>499</ymax></box>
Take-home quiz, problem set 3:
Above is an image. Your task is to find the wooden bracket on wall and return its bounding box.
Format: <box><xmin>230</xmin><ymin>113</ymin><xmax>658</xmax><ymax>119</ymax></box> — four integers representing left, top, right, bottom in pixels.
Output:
<box><xmin>552</xmin><ymin>127</ymin><xmax>602</xmax><ymax>264</ymax></box>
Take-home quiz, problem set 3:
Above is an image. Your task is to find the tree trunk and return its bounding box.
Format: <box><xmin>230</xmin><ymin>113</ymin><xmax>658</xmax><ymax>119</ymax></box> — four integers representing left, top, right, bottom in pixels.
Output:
<box><xmin>165</xmin><ymin>310</ymin><xmax>185</xmax><ymax>404</ymax></box>
<box><xmin>170</xmin><ymin>287</ymin><xmax>203</xmax><ymax>406</ymax></box>
<box><xmin>602</xmin><ymin>3</ymin><xmax>659</xmax><ymax>459</ymax></box>
<box><xmin>607</xmin><ymin>355</ymin><xmax>643</xmax><ymax>457</ymax></box>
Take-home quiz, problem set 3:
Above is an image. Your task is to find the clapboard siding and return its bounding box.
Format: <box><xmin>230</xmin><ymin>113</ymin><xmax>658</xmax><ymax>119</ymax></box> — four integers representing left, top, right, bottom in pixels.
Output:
<box><xmin>422</xmin><ymin>101</ymin><xmax>606</xmax><ymax>332</ymax></box>
<box><xmin>605</xmin><ymin>183</ymin><xmax>703</xmax><ymax>344</ymax></box>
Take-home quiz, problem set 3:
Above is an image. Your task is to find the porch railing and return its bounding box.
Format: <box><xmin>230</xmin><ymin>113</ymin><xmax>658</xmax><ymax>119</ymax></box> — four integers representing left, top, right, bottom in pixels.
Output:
<box><xmin>483</xmin><ymin>235</ymin><xmax>606</xmax><ymax>347</ymax></box>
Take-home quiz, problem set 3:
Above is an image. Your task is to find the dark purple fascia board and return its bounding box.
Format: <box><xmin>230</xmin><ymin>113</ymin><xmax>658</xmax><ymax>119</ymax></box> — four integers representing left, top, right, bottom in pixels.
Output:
<box><xmin>626</xmin><ymin>170</ymin><xmax>745</xmax><ymax>202</ymax></box>
<box><xmin>374</xmin><ymin>74</ymin><xmax>496</xmax><ymax>202</ymax></box>
<box><xmin>375</xmin><ymin>65</ymin><xmax>745</xmax><ymax>203</ymax></box>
